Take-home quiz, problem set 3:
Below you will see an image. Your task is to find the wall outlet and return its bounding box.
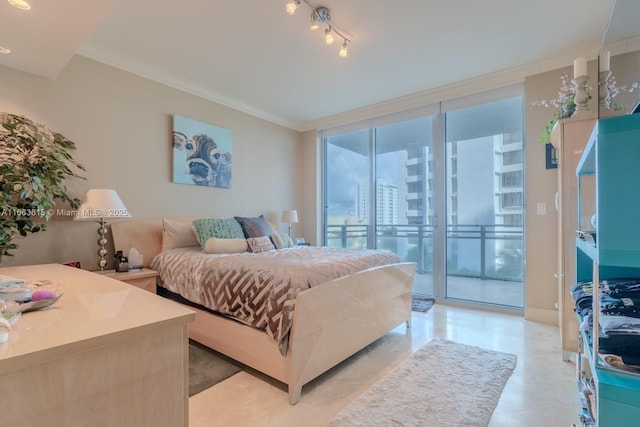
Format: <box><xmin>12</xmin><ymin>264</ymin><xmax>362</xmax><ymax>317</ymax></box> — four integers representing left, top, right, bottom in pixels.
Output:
<box><xmin>536</xmin><ymin>202</ymin><xmax>547</xmax><ymax>215</ymax></box>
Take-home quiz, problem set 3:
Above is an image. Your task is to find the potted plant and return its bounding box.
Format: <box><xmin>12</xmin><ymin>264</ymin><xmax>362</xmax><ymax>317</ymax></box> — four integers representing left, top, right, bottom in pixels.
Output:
<box><xmin>533</xmin><ymin>73</ymin><xmax>577</xmax><ymax>144</ymax></box>
<box><xmin>0</xmin><ymin>113</ymin><xmax>85</xmax><ymax>261</ymax></box>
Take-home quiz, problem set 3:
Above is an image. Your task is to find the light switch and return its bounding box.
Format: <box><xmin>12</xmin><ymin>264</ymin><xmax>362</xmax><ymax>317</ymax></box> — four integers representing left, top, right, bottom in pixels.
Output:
<box><xmin>536</xmin><ymin>202</ymin><xmax>547</xmax><ymax>215</ymax></box>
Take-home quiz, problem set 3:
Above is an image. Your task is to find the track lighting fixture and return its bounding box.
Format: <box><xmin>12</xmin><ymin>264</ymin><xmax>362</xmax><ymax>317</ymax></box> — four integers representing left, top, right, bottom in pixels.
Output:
<box><xmin>285</xmin><ymin>0</ymin><xmax>300</xmax><ymax>16</ymax></box>
<box><xmin>284</xmin><ymin>1</ymin><xmax>352</xmax><ymax>58</ymax></box>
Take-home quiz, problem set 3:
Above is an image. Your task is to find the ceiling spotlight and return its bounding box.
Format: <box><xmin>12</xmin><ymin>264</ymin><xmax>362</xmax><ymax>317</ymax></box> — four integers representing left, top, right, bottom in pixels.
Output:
<box><xmin>325</xmin><ymin>27</ymin><xmax>335</xmax><ymax>45</ymax></box>
<box><xmin>8</xmin><ymin>0</ymin><xmax>31</xmax><ymax>10</ymax></box>
<box><xmin>310</xmin><ymin>13</ymin><xmax>320</xmax><ymax>31</ymax></box>
<box><xmin>339</xmin><ymin>41</ymin><xmax>348</xmax><ymax>58</ymax></box>
<box><xmin>285</xmin><ymin>0</ymin><xmax>300</xmax><ymax>15</ymax></box>
<box><xmin>0</xmin><ymin>46</ymin><xmax>11</xmax><ymax>54</ymax></box>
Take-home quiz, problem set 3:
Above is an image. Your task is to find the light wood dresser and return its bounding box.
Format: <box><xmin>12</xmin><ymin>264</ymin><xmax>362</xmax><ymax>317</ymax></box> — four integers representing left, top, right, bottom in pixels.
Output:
<box><xmin>0</xmin><ymin>263</ymin><xmax>195</xmax><ymax>427</ymax></box>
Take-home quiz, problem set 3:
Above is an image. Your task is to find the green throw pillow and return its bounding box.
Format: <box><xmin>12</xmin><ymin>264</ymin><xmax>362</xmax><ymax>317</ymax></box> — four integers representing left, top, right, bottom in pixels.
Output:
<box><xmin>192</xmin><ymin>218</ymin><xmax>245</xmax><ymax>248</ymax></box>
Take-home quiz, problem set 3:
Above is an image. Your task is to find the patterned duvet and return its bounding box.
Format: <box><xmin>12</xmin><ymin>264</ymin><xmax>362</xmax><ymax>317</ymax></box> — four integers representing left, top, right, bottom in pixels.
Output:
<box><xmin>150</xmin><ymin>246</ymin><xmax>402</xmax><ymax>355</ymax></box>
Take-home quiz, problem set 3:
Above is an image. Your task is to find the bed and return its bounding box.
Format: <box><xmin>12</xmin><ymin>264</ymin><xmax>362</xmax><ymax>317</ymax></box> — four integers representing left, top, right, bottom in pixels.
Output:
<box><xmin>111</xmin><ymin>217</ymin><xmax>416</xmax><ymax>404</ymax></box>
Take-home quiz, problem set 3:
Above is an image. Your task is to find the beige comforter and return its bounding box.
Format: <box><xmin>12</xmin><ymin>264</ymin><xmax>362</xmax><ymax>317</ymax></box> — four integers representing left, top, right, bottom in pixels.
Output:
<box><xmin>150</xmin><ymin>246</ymin><xmax>402</xmax><ymax>355</ymax></box>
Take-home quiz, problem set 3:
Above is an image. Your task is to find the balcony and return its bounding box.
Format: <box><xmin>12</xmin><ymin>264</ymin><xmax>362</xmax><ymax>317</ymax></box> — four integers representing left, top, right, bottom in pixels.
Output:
<box><xmin>326</xmin><ymin>223</ymin><xmax>524</xmax><ymax>308</ymax></box>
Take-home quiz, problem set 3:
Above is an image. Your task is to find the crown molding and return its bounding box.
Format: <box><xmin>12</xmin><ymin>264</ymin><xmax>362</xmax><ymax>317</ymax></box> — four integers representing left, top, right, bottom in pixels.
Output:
<box><xmin>79</xmin><ymin>37</ymin><xmax>635</xmax><ymax>134</ymax></box>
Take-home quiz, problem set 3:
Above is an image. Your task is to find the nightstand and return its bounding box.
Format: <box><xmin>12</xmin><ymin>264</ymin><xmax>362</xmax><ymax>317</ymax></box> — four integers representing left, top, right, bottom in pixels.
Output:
<box><xmin>98</xmin><ymin>268</ymin><xmax>159</xmax><ymax>293</ymax></box>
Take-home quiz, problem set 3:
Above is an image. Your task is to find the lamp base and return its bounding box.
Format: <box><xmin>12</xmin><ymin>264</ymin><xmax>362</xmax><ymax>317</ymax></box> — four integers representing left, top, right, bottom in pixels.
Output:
<box><xmin>97</xmin><ymin>218</ymin><xmax>108</xmax><ymax>271</ymax></box>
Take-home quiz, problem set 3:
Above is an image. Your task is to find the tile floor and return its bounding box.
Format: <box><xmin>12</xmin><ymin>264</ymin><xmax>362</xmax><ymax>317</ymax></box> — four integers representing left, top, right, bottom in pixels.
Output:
<box><xmin>189</xmin><ymin>304</ymin><xmax>581</xmax><ymax>427</ymax></box>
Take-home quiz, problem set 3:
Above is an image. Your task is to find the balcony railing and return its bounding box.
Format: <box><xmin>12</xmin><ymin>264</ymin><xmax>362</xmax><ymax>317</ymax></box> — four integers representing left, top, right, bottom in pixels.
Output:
<box><xmin>326</xmin><ymin>223</ymin><xmax>523</xmax><ymax>282</ymax></box>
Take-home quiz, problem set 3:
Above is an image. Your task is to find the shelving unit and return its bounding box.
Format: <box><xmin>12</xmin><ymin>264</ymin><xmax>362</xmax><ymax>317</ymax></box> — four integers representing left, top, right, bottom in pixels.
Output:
<box><xmin>574</xmin><ymin>114</ymin><xmax>640</xmax><ymax>426</ymax></box>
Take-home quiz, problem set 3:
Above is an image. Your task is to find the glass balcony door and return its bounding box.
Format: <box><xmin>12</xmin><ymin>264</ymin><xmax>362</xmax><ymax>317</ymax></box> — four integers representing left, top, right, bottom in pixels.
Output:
<box><xmin>324</xmin><ymin>128</ymin><xmax>372</xmax><ymax>250</ymax></box>
<box><xmin>322</xmin><ymin>91</ymin><xmax>524</xmax><ymax>307</ymax></box>
<box><xmin>323</xmin><ymin>115</ymin><xmax>437</xmax><ymax>296</ymax></box>
<box><xmin>444</xmin><ymin>97</ymin><xmax>524</xmax><ymax>307</ymax></box>
<box><xmin>375</xmin><ymin>117</ymin><xmax>435</xmax><ymax>296</ymax></box>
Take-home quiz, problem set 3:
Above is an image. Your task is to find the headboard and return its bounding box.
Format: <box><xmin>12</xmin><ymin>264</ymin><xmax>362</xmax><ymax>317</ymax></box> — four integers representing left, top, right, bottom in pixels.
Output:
<box><xmin>110</xmin><ymin>219</ymin><xmax>163</xmax><ymax>268</ymax></box>
<box><xmin>111</xmin><ymin>215</ymin><xmax>282</xmax><ymax>268</ymax></box>
<box><xmin>111</xmin><ymin>216</ymin><xmax>204</xmax><ymax>268</ymax></box>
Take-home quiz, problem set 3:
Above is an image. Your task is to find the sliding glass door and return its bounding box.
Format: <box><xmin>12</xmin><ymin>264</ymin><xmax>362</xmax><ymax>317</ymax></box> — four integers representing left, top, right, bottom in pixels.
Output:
<box><xmin>375</xmin><ymin>117</ymin><xmax>435</xmax><ymax>296</ymax></box>
<box><xmin>444</xmin><ymin>97</ymin><xmax>524</xmax><ymax>306</ymax></box>
<box><xmin>322</xmin><ymin>91</ymin><xmax>524</xmax><ymax>308</ymax></box>
<box><xmin>324</xmin><ymin>128</ymin><xmax>371</xmax><ymax>249</ymax></box>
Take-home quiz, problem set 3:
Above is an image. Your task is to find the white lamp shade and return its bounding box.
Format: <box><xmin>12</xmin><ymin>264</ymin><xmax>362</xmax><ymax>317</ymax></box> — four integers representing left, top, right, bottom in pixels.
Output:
<box><xmin>281</xmin><ymin>210</ymin><xmax>298</xmax><ymax>224</ymax></box>
<box><xmin>74</xmin><ymin>189</ymin><xmax>131</xmax><ymax>221</ymax></box>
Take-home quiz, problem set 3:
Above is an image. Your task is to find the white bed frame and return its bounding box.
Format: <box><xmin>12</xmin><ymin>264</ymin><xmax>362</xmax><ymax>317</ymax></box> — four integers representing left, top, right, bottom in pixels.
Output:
<box><xmin>111</xmin><ymin>218</ymin><xmax>416</xmax><ymax>404</ymax></box>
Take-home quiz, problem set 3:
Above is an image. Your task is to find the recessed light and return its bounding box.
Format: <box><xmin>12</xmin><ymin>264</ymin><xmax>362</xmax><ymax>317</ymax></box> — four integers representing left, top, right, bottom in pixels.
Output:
<box><xmin>0</xmin><ymin>46</ymin><xmax>11</xmax><ymax>54</ymax></box>
<box><xmin>8</xmin><ymin>0</ymin><xmax>31</xmax><ymax>10</ymax></box>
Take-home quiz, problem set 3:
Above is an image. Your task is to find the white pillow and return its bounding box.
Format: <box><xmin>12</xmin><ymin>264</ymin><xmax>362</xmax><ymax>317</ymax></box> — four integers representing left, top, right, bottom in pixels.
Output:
<box><xmin>271</xmin><ymin>232</ymin><xmax>294</xmax><ymax>249</ymax></box>
<box><xmin>162</xmin><ymin>218</ymin><xmax>199</xmax><ymax>251</ymax></box>
<box><xmin>204</xmin><ymin>237</ymin><xmax>248</xmax><ymax>254</ymax></box>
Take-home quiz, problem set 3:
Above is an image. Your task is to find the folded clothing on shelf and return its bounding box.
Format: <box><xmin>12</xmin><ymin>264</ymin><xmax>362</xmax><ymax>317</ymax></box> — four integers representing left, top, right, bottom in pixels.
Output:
<box><xmin>600</xmin><ymin>315</ymin><xmax>640</xmax><ymax>335</ymax></box>
<box><xmin>599</xmin><ymin>335</ymin><xmax>640</xmax><ymax>365</ymax></box>
<box><xmin>600</xmin><ymin>295</ymin><xmax>640</xmax><ymax>318</ymax></box>
<box><xmin>573</xmin><ymin>278</ymin><xmax>640</xmax><ymax>365</ymax></box>
<box><xmin>604</xmin><ymin>279</ymin><xmax>640</xmax><ymax>299</ymax></box>
<box><xmin>572</xmin><ymin>281</ymin><xmax>594</xmax><ymax>316</ymax></box>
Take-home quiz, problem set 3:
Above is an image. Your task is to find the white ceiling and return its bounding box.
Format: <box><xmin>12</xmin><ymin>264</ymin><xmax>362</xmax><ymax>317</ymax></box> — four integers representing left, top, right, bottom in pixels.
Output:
<box><xmin>0</xmin><ymin>0</ymin><xmax>620</xmax><ymax>131</ymax></box>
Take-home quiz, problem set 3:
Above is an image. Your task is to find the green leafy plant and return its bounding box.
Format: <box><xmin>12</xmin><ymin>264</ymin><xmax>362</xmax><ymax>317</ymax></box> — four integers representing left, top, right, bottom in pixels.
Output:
<box><xmin>0</xmin><ymin>113</ymin><xmax>85</xmax><ymax>260</ymax></box>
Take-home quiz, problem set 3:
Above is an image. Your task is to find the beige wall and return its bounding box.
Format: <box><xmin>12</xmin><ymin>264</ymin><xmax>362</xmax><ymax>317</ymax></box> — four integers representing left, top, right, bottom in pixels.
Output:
<box><xmin>523</xmin><ymin>59</ymin><xmax>599</xmax><ymax>324</ymax></box>
<box><xmin>0</xmin><ymin>56</ymin><xmax>301</xmax><ymax>270</ymax></box>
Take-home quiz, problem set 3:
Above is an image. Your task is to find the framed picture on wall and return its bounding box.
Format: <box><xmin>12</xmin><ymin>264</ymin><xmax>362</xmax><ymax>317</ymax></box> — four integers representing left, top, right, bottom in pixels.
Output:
<box><xmin>172</xmin><ymin>115</ymin><xmax>232</xmax><ymax>188</ymax></box>
<box><xmin>545</xmin><ymin>142</ymin><xmax>558</xmax><ymax>169</ymax></box>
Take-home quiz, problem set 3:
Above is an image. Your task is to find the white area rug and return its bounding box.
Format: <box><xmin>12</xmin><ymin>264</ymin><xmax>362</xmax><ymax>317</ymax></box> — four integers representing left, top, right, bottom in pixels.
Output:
<box><xmin>328</xmin><ymin>338</ymin><xmax>517</xmax><ymax>427</ymax></box>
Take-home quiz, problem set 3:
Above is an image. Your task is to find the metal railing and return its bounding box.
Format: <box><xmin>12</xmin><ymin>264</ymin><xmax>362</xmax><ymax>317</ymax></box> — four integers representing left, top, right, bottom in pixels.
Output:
<box><xmin>326</xmin><ymin>223</ymin><xmax>523</xmax><ymax>282</ymax></box>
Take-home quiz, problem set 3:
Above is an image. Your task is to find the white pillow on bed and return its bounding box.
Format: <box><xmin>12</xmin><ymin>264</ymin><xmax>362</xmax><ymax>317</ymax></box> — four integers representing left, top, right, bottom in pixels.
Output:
<box><xmin>271</xmin><ymin>232</ymin><xmax>294</xmax><ymax>249</ymax></box>
<box><xmin>162</xmin><ymin>218</ymin><xmax>199</xmax><ymax>251</ymax></box>
<box><xmin>204</xmin><ymin>237</ymin><xmax>248</xmax><ymax>254</ymax></box>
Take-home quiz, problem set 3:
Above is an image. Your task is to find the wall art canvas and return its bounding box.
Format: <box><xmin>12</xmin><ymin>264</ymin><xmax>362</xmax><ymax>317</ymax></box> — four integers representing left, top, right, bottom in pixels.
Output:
<box><xmin>172</xmin><ymin>115</ymin><xmax>232</xmax><ymax>188</ymax></box>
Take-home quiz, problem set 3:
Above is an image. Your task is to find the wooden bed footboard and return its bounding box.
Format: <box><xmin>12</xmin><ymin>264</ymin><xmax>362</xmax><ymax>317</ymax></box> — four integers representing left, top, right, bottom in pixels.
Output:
<box><xmin>287</xmin><ymin>261</ymin><xmax>415</xmax><ymax>404</ymax></box>
<box><xmin>185</xmin><ymin>262</ymin><xmax>416</xmax><ymax>405</ymax></box>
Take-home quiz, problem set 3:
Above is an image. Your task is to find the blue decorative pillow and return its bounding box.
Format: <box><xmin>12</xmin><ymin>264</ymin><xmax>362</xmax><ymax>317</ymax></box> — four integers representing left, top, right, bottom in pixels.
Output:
<box><xmin>234</xmin><ymin>215</ymin><xmax>275</xmax><ymax>238</ymax></box>
<box><xmin>192</xmin><ymin>218</ymin><xmax>245</xmax><ymax>248</ymax></box>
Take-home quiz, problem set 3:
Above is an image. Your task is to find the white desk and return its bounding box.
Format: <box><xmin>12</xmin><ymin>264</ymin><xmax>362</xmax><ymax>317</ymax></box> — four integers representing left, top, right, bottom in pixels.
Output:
<box><xmin>0</xmin><ymin>264</ymin><xmax>195</xmax><ymax>427</ymax></box>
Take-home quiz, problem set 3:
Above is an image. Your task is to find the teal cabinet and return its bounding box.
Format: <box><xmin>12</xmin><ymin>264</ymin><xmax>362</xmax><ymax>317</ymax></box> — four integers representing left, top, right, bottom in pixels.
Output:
<box><xmin>575</xmin><ymin>114</ymin><xmax>640</xmax><ymax>426</ymax></box>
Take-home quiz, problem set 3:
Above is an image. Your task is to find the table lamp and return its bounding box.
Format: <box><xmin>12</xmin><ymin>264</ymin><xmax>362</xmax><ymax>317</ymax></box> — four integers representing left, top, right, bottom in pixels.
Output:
<box><xmin>74</xmin><ymin>189</ymin><xmax>131</xmax><ymax>270</ymax></box>
<box><xmin>281</xmin><ymin>209</ymin><xmax>298</xmax><ymax>239</ymax></box>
